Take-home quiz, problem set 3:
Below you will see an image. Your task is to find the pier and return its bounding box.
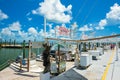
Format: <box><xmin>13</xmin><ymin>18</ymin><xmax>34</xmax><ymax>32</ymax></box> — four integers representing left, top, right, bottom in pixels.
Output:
<box><xmin>1</xmin><ymin>44</ymin><xmax>29</xmax><ymax>48</ymax></box>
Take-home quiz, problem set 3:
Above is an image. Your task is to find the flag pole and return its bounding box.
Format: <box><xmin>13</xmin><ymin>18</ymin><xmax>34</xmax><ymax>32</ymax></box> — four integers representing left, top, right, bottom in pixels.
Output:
<box><xmin>44</xmin><ymin>17</ymin><xmax>46</xmax><ymax>38</ymax></box>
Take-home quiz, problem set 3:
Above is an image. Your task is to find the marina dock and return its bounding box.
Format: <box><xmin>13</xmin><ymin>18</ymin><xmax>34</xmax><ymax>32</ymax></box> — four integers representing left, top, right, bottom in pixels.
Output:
<box><xmin>0</xmin><ymin>48</ymin><xmax>120</xmax><ymax>80</ymax></box>
<box><xmin>1</xmin><ymin>0</ymin><xmax>120</xmax><ymax>80</ymax></box>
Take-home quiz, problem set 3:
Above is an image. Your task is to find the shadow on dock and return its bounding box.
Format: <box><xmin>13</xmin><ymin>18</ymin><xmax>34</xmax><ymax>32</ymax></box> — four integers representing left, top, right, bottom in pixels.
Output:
<box><xmin>9</xmin><ymin>64</ymin><xmax>38</xmax><ymax>78</ymax></box>
<box><xmin>51</xmin><ymin>68</ymin><xmax>88</xmax><ymax>80</ymax></box>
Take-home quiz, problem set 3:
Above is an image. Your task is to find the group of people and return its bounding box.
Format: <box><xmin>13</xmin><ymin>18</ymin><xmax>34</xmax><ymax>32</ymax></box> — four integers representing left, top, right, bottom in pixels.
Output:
<box><xmin>110</xmin><ymin>44</ymin><xmax>115</xmax><ymax>50</ymax></box>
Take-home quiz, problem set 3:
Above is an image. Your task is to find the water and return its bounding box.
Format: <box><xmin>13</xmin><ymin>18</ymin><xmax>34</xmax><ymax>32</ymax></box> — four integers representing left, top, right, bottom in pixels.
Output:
<box><xmin>0</xmin><ymin>47</ymin><xmax>44</xmax><ymax>71</ymax></box>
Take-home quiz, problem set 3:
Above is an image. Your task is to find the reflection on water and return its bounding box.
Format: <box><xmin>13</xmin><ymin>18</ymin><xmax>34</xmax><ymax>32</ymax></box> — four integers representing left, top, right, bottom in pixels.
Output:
<box><xmin>0</xmin><ymin>48</ymin><xmax>44</xmax><ymax>70</ymax></box>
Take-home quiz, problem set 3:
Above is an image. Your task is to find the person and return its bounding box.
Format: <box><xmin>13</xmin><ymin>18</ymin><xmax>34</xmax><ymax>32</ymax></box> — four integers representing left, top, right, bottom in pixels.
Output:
<box><xmin>42</xmin><ymin>43</ymin><xmax>51</xmax><ymax>73</ymax></box>
<box><xmin>74</xmin><ymin>48</ymin><xmax>80</xmax><ymax>67</ymax></box>
<box><xmin>54</xmin><ymin>51</ymin><xmax>59</xmax><ymax>63</ymax></box>
<box><xmin>15</xmin><ymin>55</ymin><xmax>22</xmax><ymax>63</ymax></box>
<box><xmin>66</xmin><ymin>51</ymin><xmax>71</xmax><ymax>61</ymax></box>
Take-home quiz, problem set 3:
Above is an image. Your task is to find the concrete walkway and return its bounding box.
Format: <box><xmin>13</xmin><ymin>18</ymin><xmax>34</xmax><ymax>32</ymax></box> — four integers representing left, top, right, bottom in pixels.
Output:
<box><xmin>106</xmin><ymin>49</ymin><xmax>120</xmax><ymax>80</ymax></box>
<box><xmin>0</xmin><ymin>61</ymin><xmax>44</xmax><ymax>80</ymax></box>
<box><xmin>51</xmin><ymin>49</ymin><xmax>120</xmax><ymax>80</ymax></box>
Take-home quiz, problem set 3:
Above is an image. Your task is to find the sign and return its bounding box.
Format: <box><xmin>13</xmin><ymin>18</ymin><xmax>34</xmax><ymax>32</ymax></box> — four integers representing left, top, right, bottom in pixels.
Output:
<box><xmin>32</xmin><ymin>42</ymin><xmax>43</xmax><ymax>48</ymax></box>
<box><xmin>59</xmin><ymin>61</ymin><xmax>66</xmax><ymax>72</ymax></box>
<box><xmin>58</xmin><ymin>26</ymin><xmax>70</xmax><ymax>36</ymax></box>
<box><xmin>50</xmin><ymin>62</ymin><xmax>57</xmax><ymax>73</ymax></box>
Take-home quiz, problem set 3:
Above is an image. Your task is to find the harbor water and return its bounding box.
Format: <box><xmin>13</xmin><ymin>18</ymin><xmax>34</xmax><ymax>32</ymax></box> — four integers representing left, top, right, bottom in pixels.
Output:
<box><xmin>0</xmin><ymin>47</ymin><xmax>44</xmax><ymax>71</ymax></box>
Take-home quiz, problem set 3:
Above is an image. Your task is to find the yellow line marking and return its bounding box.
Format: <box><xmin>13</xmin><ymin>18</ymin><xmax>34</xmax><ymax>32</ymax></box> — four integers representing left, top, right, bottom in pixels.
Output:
<box><xmin>101</xmin><ymin>50</ymin><xmax>115</xmax><ymax>80</ymax></box>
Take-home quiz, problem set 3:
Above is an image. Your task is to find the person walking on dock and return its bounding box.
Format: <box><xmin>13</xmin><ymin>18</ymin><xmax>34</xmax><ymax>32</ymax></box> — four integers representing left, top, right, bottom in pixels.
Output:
<box><xmin>74</xmin><ymin>48</ymin><xmax>80</xmax><ymax>67</ymax></box>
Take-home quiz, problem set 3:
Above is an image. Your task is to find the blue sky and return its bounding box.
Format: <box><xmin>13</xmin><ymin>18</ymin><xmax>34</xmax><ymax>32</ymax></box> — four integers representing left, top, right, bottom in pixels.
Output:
<box><xmin>0</xmin><ymin>0</ymin><xmax>120</xmax><ymax>42</ymax></box>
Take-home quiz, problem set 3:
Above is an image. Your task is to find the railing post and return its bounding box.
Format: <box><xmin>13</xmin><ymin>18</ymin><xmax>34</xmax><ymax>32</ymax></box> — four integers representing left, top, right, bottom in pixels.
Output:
<box><xmin>116</xmin><ymin>41</ymin><xmax>119</xmax><ymax>61</ymax></box>
<box><xmin>27</xmin><ymin>58</ymin><xmax>29</xmax><ymax>72</ymax></box>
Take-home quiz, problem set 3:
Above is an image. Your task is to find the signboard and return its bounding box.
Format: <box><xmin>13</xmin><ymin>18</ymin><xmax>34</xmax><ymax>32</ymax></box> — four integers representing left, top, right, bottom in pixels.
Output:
<box><xmin>59</xmin><ymin>61</ymin><xmax>66</xmax><ymax>73</ymax></box>
<box><xmin>32</xmin><ymin>42</ymin><xmax>43</xmax><ymax>48</ymax></box>
<box><xmin>57</xmin><ymin>26</ymin><xmax>70</xmax><ymax>36</ymax></box>
<box><xmin>50</xmin><ymin>62</ymin><xmax>57</xmax><ymax>73</ymax></box>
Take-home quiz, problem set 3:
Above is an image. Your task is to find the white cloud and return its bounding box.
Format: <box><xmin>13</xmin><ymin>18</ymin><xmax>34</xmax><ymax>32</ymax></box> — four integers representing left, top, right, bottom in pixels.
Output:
<box><xmin>0</xmin><ymin>9</ymin><xmax>8</xmax><ymax>20</ymax></box>
<box><xmin>32</xmin><ymin>0</ymin><xmax>72</xmax><ymax>23</ymax></box>
<box><xmin>106</xmin><ymin>3</ymin><xmax>120</xmax><ymax>21</ymax></box>
<box><xmin>50</xmin><ymin>29</ymin><xmax>55</xmax><ymax>34</ymax></box>
<box><xmin>39</xmin><ymin>29</ymin><xmax>45</xmax><ymax>37</ymax></box>
<box><xmin>95</xmin><ymin>26</ymin><xmax>104</xmax><ymax>30</ymax></box>
<box><xmin>1</xmin><ymin>27</ymin><xmax>16</xmax><ymax>40</ymax></box>
<box><xmin>89</xmin><ymin>24</ymin><xmax>92</xmax><ymax>26</ymax></box>
<box><xmin>118</xmin><ymin>26</ymin><xmax>120</xmax><ymax>28</ymax></box>
<box><xmin>95</xmin><ymin>3</ymin><xmax>120</xmax><ymax>30</ymax></box>
<box><xmin>79</xmin><ymin>25</ymin><xmax>93</xmax><ymax>31</ymax></box>
<box><xmin>18</xmin><ymin>31</ymin><xmax>28</xmax><ymax>38</ymax></box>
<box><xmin>99</xmin><ymin>19</ymin><xmax>107</xmax><ymax>27</ymax></box>
<box><xmin>47</xmin><ymin>23</ymin><xmax>55</xmax><ymax>35</ymax></box>
<box><xmin>106</xmin><ymin>3</ymin><xmax>120</xmax><ymax>25</ymax></box>
<box><xmin>81</xmin><ymin>32</ymin><xmax>88</xmax><ymax>39</ymax></box>
<box><xmin>1</xmin><ymin>21</ymin><xmax>21</xmax><ymax>40</ymax></box>
<box><xmin>47</xmin><ymin>23</ymin><xmax>53</xmax><ymax>29</ymax></box>
<box><xmin>28</xmin><ymin>27</ymin><xmax>38</xmax><ymax>35</ymax></box>
<box><xmin>27</xmin><ymin>17</ymin><xmax>32</xmax><ymax>21</ymax></box>
<box><xmin>1</xmin><ymin>28</ymin><xmax>11</xmax><ymax>36</ymax></box>
<box><xmin>9</xmin><ymin>21</ymin><xmax>21</xmax><ymax>31</ymax></box>
<box><xmin>71</xmin><ymin>22</ymin><xmax>78</xmax><ymax>29</ymax></box>
<box><xmin>95</xmin><ymin>19</ymin><xmax>107</xmax><ymax>30</ymax></box>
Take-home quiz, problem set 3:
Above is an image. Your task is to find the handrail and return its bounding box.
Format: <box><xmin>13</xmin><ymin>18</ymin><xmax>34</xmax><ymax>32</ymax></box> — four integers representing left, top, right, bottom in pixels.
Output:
<box><xmin>45</xmin><ymin>34</ymin><xmax>120</xmax><ymax>42</ymax></box>
<box><xmin>0</xmin><ymin>60</ymin><xmax>10</xmax><ymax>71</ymax></box>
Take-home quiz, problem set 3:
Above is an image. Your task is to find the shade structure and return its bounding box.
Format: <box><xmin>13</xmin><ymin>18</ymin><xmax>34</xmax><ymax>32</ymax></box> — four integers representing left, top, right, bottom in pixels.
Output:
<box><xmin>51</xmin><ymin>43</ymin><xmax>66</xmax><ymax>51</ymax></box>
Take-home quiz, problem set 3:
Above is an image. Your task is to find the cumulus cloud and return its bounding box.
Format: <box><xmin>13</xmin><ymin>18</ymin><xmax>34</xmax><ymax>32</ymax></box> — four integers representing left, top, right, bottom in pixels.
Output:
<box><xmin>79</xmin><ymin>25</ymin><xmax>93</xmax><ymax>31</ymax></box>
<box><xmin>1</xmin><ymin>21</ymin><xmax>21</xmax><ymax>40</ymax></box>
<box><xmin>96</xmin><ymin>3</ymin><xmax>120</xmax><ymax>30</ymax></box>
<box><xmin>106</xmin><ymin>3</ymin><xmax>120</xmax><ymax>21</ymax></box>
<box><xmin>9</xmin><ymin>21</ymin><xmax>21</xmax><ymax>31</ymax></box>
<box><xmin>1</xmin><ymin>27</ymin><xmax>16</xmax><ymax>40</ymax></box>
<box><xmin>18</xmin><ymin>31</ymin><xmax>28</xmax><ymax>38</ymax></box>
<box><xmin>81</xmin><ymin>32</ymin><xmax>88</xmax><ymax>39</ymax></box>
<box><xmin>32</xmin><ymin>0</ymin><xmax>72</xmax><ymax>23</ymax></box>
<box><xmin>0</xmin><ymin>9</ymin><xmax>8</xmax><ymax>20</ymax></box>
<box><xmin>95</xmin><ymin>19</ymin><xmax>107</xmax><ymax>30</ymax></box>
<box><xmin>71</xmin><ymin>22</ymin><xmax>78</xmax><ymax>30</ymax></box>
<box><xmin>118</xmin><ymin>26</ymin><xmax>120</xmax><ymax>28</ymax></box>
<box><xmin>99</xmin><ymin>19</ymin><xmax>107</xmax><ymax>27</ymax></box>
<box><xmin>28</xmin><ymin>27</ymin><xmax>38</xmax><ymax>35</ymax></box>
<box><xmin>1</xmin><ymin>21</ymin><xmax>21</xmax><ymax>36</ymax></box>
<box><xmin>50</xmin><ymin>29</ymin><xmax>55</xmax><ymax>34</ymax></box>
<box><xmin>106</xmin><ymin>3</ymin><xmax>120</xmax><ymax>25</ymax></box>
<box><xmin>1</xmin><ymin>28</ymin><xmax>12</xmax><ymax>36</ymax></box>
<box><xmin>39</xmin><ymin>29</ymin><xmax>44</xmax><ymax>36</ymax></box>
<box><xmin>47</xmin><ymin>23</ymin><xmax>55</xmax><ymax>36</ymax></box>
